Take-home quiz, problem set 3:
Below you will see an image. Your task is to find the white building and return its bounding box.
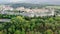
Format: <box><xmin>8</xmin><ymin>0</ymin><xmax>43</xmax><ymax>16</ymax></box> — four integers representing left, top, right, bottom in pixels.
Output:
<box><xmin>3</xmin><ymin>6</ymin><xmax>13</xmax><ymax>11</ymax></box>
<box><xmin>0</xmin><ymin>5</ymin><xmax>13</xmax><ymax>11</ymax></box>
<box><xmin>19</xmin><ymin>8</ymin><xmax>55</xmax><ymax>17</ymax></box>
<box><xmin>0</xmin><ymin>6</ymin><xmax>55</xmax><ymax>17</ymax></box>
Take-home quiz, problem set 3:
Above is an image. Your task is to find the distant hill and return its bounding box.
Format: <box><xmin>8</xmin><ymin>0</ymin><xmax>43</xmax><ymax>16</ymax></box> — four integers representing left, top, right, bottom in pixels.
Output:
<box><xmin>3</xmin><ymin>3</ymin><xmax>59</xmax><ymax>8</ymax></box>
<box><xmin>1</xmin><ymin>2</ymin><xmax>60</xmax><ymax>8</ymax></box>
<box><xmin>4</xmin><ymin>3</ymin><xmax>46</xmax><ymax>8</ymax></box>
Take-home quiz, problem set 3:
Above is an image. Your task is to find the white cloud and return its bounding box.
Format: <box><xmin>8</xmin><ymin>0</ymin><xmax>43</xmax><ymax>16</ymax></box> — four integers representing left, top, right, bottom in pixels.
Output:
<box><xmin>0</xmin><ymin>0</ymin><xmax>60</xmax><ymax>3</ymax></box>
<box><xmin>1</xmin><ymin>0</ymin><xmax>60</xmax><ymax>2</ymax></box>
<box><xmin>9</xmin><ymin>0</ymin><xmax>22</xmax><ymax>2</ymax></box>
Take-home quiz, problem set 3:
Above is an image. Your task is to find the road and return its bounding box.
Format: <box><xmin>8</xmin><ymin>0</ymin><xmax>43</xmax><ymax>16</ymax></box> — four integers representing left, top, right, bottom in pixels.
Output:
<box><xmin>0</xmin><ymin>19</ymin><xmax>11</xmax><ymax>22</ymax></box>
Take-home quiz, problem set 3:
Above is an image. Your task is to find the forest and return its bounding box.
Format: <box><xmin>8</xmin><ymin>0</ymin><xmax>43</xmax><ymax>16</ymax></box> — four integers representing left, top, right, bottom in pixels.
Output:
<box><xmin>0</xmin><ymin>14</ymin><xmax>60</xmax><ymax>34</ymax></box>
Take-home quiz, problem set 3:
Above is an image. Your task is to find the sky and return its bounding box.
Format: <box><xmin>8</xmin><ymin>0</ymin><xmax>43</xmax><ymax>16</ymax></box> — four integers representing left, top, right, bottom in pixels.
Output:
<box><xmin>0</xmin><ymin>0</ymin><xmax>60</xmax><ymax>4</ymax></box>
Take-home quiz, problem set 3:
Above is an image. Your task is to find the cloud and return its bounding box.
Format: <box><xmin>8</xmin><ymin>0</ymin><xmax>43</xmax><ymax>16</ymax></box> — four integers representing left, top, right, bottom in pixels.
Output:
<box><xmin>1</xmin><ymin>0</ymin><xmax>60</xmax><ymax>2</ymax></box>
<box><xmin>9</xmin><ymin>0</ymin><xmax>23</xmax><ymax>2</ymax></box>
<box><xmin>0</xmin><ymin>0</ymin><xmax>60</xmax><ymax>4</ymax></box>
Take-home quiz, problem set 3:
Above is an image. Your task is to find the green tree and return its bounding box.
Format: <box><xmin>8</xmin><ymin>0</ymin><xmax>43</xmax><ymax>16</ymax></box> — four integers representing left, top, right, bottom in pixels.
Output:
<box><xmin>14</xmin><ymin>30</ymin><xmax>21</xmax><ymax>34</ymax></box>
<box><xmin>44</xmin><ymin>29</ymin><xmax>53</xmax><ymax>34</ymax></box>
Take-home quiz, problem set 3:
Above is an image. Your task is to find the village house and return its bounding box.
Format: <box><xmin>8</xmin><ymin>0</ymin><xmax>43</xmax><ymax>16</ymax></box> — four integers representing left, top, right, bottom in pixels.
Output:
<box><xmin>16</xmin><ymin>7</ymin><xmax>55</xmax><ymax>17</ymax></box>
<box><xmin>0</xmin><ymin>6</ymin><xmax>55</xmax><ymax>17</ymax></box>
<box><xmin>0</xmin><ymin>5</ymin><xmax>13</xmax><ymax>11</ymax></box>
<box><xmin>3</xmin><ymin>6</ymin><xmax>13</xmax><ymax>11</ymax></box>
